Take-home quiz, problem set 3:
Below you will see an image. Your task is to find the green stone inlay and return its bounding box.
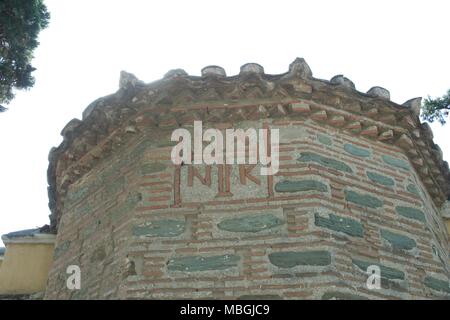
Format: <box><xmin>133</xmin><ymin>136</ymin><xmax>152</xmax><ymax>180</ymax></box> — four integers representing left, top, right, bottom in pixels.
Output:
<box><xmin>344</xmin><ymin>143</ymin><xmax>371</xmax><ymax>158</ymax></box>
<box><xmin>317</xmin><ymin>134</ymin><xmax>332</xmax><ymax>146</ymax></box>
<box><xmin>352</xmin><ymin>259</ymin><xmax>405</xmax><ymax>280</ymax></box>
<box><xmin>217</xmin><ymin>214</ymin><xmax>283</xmax><ymax>233</ymax></box>
<box><xmin>395</xmin><ymin>206</ymin><xmax>426</xmax><ymax>223</ymax></box>
<box><xmin>423</xmin><ymin>276</ymin><xmax>450</xmax><ymax>294</ymax></box>
<box><xmin>366</xmin><ymin>171</ymin><xmax>395</xmax><ymax>187</ymax></box>
<box><xmin>406</xmin><ymin>184</ymin><xmax>420</xmax><ymax>197</ymax></box>
<box><xmin>381</xmin><ymin>155</ymin><xmax>410</xmax><ymax>170</ymax></box>
<box><xmin>167</xmin><ymin>254</ymin><xmax>240</xmax><ymax>272</ymax></box>
<box><xmin>322</xmin><ymin>291</ymin><xmax>368</xmax><ymax>300</ymax></box>
<box><xmin>133</xmin><ymin>219</ymin><xmax>185</xmax><ymax>237</ymax></box>
<box><xmin>275</xmin><ymin>180</ymin><xmax>328</xmax><ymax>193</ymax></box>
<box><xmin>380</xmin><ymin>229</ymin><xmax>416</xmax><ymax>250</ymax></box>
<box><xmin>344</xmin><ymin>190</ymin><xmax>383</xmax><ymax>209</ymax></box>
<box><xmin>297</xmin><ymin>152</ymin><xmax>353</xmax><ymax>173</ymax></box>
<box><xmin>268</xmin><ymin>251</ymin><xmax>331</xmax><ymax>268</ymax></box>
<box><xmin>314</xmin><ymin>213</ymin><xmax>363</xmax><ymax>237</ymax></box>
<box><xmin>141</xmin><ymin>162</ymin><xmax>167</xmax><ymax>175</ymax></box>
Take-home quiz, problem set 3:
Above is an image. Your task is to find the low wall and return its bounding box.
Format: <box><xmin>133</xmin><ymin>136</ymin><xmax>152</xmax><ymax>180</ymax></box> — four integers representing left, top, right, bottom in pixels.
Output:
<box><xmin>0</xmin><ymin>235</ymin><xmax>55</xmax><ymax>295</ymax></box>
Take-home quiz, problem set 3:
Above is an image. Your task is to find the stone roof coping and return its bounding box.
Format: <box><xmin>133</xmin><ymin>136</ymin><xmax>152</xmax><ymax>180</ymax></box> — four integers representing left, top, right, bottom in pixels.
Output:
<box><xmin>2</xmin><ymin>228</ymin><xmax>56</xmax><ymax>244</ymax></box>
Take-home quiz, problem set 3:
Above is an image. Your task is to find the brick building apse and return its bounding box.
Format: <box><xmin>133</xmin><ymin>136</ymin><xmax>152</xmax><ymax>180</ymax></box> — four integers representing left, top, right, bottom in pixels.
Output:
<box><xmin>45</xmin><ymin>58</ymin><xmax>450</xmax><ymax>299</ymax></box>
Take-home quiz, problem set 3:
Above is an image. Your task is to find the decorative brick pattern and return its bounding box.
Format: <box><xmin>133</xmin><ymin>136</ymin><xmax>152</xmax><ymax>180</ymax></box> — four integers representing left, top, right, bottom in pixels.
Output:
<box><xmin>45</xmin><ymin>59</ymin><xmax>450</xmax><ymax>299</ymax></box>
<box><xmin>44</xmin><ymin>118</ymin><xmax>450</xmax><ymax>299</ymax></box>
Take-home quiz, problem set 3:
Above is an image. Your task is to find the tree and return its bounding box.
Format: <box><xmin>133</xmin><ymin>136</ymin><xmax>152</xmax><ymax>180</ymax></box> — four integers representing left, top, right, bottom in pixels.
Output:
<box><xmin>0</xmin><ymin>0</ymin><xmax>50</xmax><ymax>112</ymax></box>
<box><xmin>421</xmin><ymin>89</ymin><xmax>450</xmax><ymax>125</ymax></box>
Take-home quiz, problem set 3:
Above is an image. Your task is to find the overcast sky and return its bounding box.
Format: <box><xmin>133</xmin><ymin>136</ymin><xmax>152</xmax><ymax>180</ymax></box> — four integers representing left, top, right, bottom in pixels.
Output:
<box><xmin>0</xmin><ymin>0</ymin><xmax>449</xmax><ymax>246</ymax></box>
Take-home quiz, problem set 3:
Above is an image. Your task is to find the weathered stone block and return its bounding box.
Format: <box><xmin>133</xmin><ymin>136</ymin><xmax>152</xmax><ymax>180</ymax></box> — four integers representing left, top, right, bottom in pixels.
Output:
<box><xmin>423</xmin><ymin>276</ymin><xmax>450</xmax><ymax>294</ymax></box>
<box><xmin>133</xmin><ymin>219</ymin><xmax>185</xmax><ymax>237</ymax></box>
<box><xmin>217</xmin><ymin>214</ymin><xmax>283</xmax><ymax>233</ymax></box>
<box><xmin>381</xmin><ymin>155</ymin><xmax>410</xmax><ymax>170</ymax></box>
<box><xmin>380</xmin><ymin>229</ymin><xmax>416</xmax><ymax>250</ymax></box>
<box><xmin>269</xmin><ymin>251</ymin><xmax>331</xmax><ymax>268</ymax></box>
<box><xmin>275</xmin><ymin>180</ymin><xmax>328</xmax><ymax>193</ymax></box>
<box><xmin>314</xmin><ymin>213</ymin><xmax>363</xmax><ymax>237</ymax></box>
<box><xmin>367</xmin><ymin>86</ymin><xmax>390</xmax><ymax>100</ymax></box>
<box><xmin>344</xmin><ymin>190</ymin><xmax>383</xmax><ymax>208</ymax></box>
<box><xmin>366</xmin><ymin>171</ymin><xmax>394</xmax><ymax>187</ymax></box>
<box><xmin>344</xmin><ymin>143</ymin><xmax>371</xmax><ymax>158</ymax></box>
<box><xmin>298</xmin><ymin>152</ymin><xmax>353</xmax><ymax>173</ymax></box>
<box><xmin>352</xmin><ymin>259</ymin><xmax>405</xmax><ymax>280</ymax></box>
<box><xmin>167</xmin><ymin>254</ymin><xmax>240</xmax><ymax>272</ymax></box>
<box><xmin>395</xmin><ymin>206</ymin><xmax>426</xmax><ymax>223</ymax></box>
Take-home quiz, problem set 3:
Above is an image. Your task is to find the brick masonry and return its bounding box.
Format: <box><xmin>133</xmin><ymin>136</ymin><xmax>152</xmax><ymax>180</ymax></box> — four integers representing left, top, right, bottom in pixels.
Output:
<box><xmin>45</xmin><ymin>116</ymin><xmax>450</xmax><ymax>299</ymax></box>
<box><xmin>44</xmin><ymin>60</ymin><xmax>450</xmax><ymax>299</ymax></box>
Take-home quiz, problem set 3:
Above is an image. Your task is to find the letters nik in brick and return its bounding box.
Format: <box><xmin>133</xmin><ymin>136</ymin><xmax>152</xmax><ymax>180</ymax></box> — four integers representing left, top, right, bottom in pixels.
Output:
<box><xmin>171</xmin><ymin>121</ymin><xmax>279</xmax><ymax>175</ymax></box>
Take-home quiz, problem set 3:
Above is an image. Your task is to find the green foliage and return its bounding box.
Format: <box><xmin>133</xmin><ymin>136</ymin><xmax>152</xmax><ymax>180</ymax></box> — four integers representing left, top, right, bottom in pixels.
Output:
<box><xmin>0</xmin><ymin>0</ymin><xmax>50</xmax><ymax>111</ymax></box>
<box><xmin>421</xmin><ymin>89</ymin><xmax>450</xmax><ymax>125</ymax></box>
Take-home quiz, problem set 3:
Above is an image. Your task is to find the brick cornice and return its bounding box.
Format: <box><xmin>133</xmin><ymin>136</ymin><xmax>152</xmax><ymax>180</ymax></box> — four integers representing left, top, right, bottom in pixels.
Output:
<box><xmin>47</xmin><ymin>58</ymin><xmax>450</xmax><ymax>232</ymax></box>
